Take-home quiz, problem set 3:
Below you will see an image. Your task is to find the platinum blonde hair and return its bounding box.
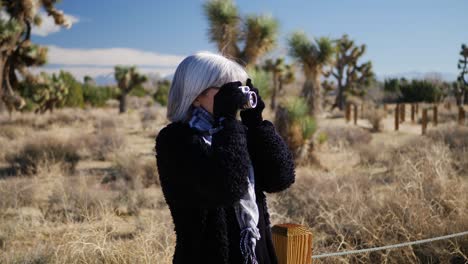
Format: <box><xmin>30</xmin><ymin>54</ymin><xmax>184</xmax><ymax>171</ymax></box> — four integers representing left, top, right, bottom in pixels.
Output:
<box><xmin>167</xmin><ymin>51</ymin><xmax>249</xmax><ymax>123</ymax></box>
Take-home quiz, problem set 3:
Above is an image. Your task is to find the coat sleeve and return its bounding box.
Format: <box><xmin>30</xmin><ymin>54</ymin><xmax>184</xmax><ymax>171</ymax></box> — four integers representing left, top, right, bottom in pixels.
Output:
<box><xmin>155</xmin><ymin>119</ymin><xmax>250</xmax><ymax>208</ymax></box>
<box><xmin>246</xmin><ymin>120</ymin><xmax>295</xmax><ymax>193</ymax></box>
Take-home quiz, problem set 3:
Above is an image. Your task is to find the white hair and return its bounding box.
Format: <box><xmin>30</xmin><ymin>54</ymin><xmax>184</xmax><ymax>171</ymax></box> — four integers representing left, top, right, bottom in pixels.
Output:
<box><xmin>167</xmin><ymin>51</ymin><xmax>249</xmax><ymax>123</ymax></box>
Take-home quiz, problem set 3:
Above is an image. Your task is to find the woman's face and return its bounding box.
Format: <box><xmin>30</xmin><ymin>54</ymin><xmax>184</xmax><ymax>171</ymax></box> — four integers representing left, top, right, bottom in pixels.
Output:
<box><xmin>193</xmin><ymin>87</ymin><xmax>220</xmax><ymax>114</ymax></box>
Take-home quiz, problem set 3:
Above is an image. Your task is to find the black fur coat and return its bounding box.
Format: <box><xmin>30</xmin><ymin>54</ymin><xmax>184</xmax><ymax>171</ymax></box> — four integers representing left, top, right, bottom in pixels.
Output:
<box><xmin>155</xmin><ymin>118</ymin><xmax>295</xmax><ymax>264</ymax></box>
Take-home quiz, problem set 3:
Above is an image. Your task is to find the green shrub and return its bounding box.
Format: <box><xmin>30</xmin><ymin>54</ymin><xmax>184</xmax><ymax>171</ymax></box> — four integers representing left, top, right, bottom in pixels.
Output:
<box><xmin>153</xmin><ymin>80</ymin><xmax>170</xmax><ymax>106</ymax></box>
<box><xmin>83</xmin><ymin>85</ymin><xmax>119</xmax><ymax>107</ymax></box>
<box><xmin>129</xmin><ymin>84</ymin><xmax>147</xmax><ymax>97</ymax></box>
<box><xmin>61</xmin><ymin>71</ymin><xmax>84</xmax><ymax>108</ymax></box>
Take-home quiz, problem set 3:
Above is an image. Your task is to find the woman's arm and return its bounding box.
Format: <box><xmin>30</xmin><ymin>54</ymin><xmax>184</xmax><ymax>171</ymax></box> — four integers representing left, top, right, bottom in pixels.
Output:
<box><xmin>155</xmin><ymin>119</ymin><xmax>250</xmax><ymax>208</ymax></box>
<box><xmin>246</xmin><ymin>120</ymin><xmax>295</xmax><ymax>193</ymax></box>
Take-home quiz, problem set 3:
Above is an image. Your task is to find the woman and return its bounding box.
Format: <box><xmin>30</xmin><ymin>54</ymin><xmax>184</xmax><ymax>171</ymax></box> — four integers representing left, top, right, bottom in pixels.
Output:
<box><xmin>155</xmin><ymin>52</ymin><xmax>295</xmax><ymax>264</ymax></box>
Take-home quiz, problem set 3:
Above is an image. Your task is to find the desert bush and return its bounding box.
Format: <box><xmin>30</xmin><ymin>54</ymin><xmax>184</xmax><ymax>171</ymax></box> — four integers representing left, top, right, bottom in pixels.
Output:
<box><xmin>275</xmin><ymin>97</ymin><xmax>317</xmax><ymax>163</ymax></box>
<box><xmin>6</xmin><ymin>137</ymin><xmax>80</xmax><ymax>175</ymax></box>
<box><xmin>321</xmin><ymin>125</ymin><xmax>372</xmax><ymax>148</ymax></box>
<box><xmin>83</xmin><ymin>84</ymin><xmax>119</xmax><ymax>107</ymax></box>
<box><xmin>363</xmin><ymin>107</ymin><xmax>386</xmax><ymax>132</ymax></box>
<box><xmin>104</xmin><ymin>153</ymin><xmax>159</xmax><ymax>189</ymax></box>
<box><xmin>0</xmin><ymin>124</ymin><xmax>29</xmax><ymax>140</ymax></box>
<box><xmin>78</xmin><ymin>129</ymin><xmax>125</xmax><ymax>161</ymax></box>
<box><xmin>153</xmin><ymin>80</ymin><xmax>171</xmax><ymax>106</ymax></box>
<box><xmin>0</xmin><ymin>177</ymin><xmax>36</xmax><ymax>210</ymax></box>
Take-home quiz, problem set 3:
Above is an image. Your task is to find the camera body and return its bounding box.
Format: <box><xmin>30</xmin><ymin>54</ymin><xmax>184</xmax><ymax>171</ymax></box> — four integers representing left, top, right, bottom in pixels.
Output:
<box><xmin>238</xmin><ymin>86</ymin><xmax>257</xmax><ymax>109</ymax></box>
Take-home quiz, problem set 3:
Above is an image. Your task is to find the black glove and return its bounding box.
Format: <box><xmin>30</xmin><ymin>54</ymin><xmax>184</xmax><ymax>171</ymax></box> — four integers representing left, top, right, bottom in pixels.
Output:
<box><xmin>240</xmin><ymin>78</ymin><xmax>265</xmax><ymax>128</ymax></box>
<box><xmin>213</xmin><ymin>81</ymin><xmax>245</xmax><ymax>121</ymax></box>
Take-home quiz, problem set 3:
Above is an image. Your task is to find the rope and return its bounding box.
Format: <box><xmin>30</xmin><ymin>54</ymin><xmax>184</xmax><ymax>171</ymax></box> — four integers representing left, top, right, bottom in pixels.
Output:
<box><xmin>312</xmin><ymin>231</ymin><xmax>468</xmax><ymax>259</ymax></box>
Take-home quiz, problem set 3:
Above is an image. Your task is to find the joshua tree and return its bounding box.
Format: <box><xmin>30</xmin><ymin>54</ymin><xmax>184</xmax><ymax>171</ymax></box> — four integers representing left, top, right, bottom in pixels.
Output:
<box><xmin>328</xmin><ymin>34</ymin><xmax>373</xmax><ymax>110</ymax></box>
<box><xmin>278</xmin><ymin>63</ymin><xmax>295</xmax><ymax>95</ymax></box>
<box><xmin>456</xmin><ymin>44</ymin><xmax>468</xmax><ymax>105</ymax></box>
<box><xmin>33</xmin><ymin>72</ymin><xmax>69</xmax><ymax>113</ymax></box>
<box><xmin>203</xmin><ymin>0</ymin><xmax>278</xmax><ymax>67</ymax></box>
<box><xmin>288</xmin><ymin>32</ymin><xmax>334</xmax><ymax>116</ymax></box>
<box><xmin>114</xmin><ymin>66</ymin><xmax>147</xmax><ymax>113</ymax></box>
<box><xmin>262</xmin><ymin>58</ymin><xmax>283</xmax><ymax>110</ymax></box>
<box><xmin>0</xmin><ymin>0</ymin><xmax>71</xmax><ymax>112</ymax></box>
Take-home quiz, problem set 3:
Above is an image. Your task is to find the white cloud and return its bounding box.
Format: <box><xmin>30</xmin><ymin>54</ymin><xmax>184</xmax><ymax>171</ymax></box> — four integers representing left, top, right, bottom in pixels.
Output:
<box><xmin>33</xmin><ymin>66</ymin><xmax>176</xmax><ymax>82</ymax></box>
<box><xmin>32</xmin><ymin>11</ymin><xmax>78</xmax><ymax>37</ymax></box>
<box><xmin>47</xmin><ymin>46</ymin><xmax>185</xmax><ymax>67</ymax></box>
<box><xmin>39</xmin><ymin>45</ymin><xmax>185</xmax><ymax>81</ymax></box>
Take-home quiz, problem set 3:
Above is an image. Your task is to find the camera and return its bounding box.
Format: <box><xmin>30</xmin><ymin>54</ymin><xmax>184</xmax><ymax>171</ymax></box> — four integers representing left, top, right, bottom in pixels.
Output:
<box><xmin>238</xmin><ymin>86</ymin><xmax>257</xmax><ymax>109</ymax></box>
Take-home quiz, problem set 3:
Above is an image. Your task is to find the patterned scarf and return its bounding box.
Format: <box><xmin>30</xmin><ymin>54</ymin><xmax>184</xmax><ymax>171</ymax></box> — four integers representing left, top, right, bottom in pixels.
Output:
<box><xmin>189</xmin><ymin>106</ymin><xmax>261</xmax><ymax>264</ymax></box>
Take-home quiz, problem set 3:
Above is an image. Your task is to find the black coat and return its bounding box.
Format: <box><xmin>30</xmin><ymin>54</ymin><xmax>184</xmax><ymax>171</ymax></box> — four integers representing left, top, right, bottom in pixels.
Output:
<box><xmin>155</xmin><ymin>118</ymin><xmax>295</xmax><ymax>264</ymax></box>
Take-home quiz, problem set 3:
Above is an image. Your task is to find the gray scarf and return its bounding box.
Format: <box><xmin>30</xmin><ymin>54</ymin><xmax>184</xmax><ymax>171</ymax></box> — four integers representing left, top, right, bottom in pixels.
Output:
<box><xmin>189</xmin><ymin>106</ymin><xmax>261</xmax><ymax>264</ymax></box>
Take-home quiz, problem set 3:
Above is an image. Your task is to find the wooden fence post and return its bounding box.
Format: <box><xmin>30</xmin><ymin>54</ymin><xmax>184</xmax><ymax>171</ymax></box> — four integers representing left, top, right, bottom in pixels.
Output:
<box><xmin>345</xmin><ymin>103</ymin><xmax>351</xmax><ymax>123</ymax></box>
<box><xmin>383</xmin><ymin>104</ymin><xmax>388</xmax><ymax>117</ymax></box>
<box><xmin>422</xmin><ymin>109</ymin><xmax>428</xmax><ymax>135</ymax></box>
<box><xmin>400</xmin><ymin>103</ymin><xmax>405</xmax><ymax>123</ymax></box>
<box><xmin>411</xmin><ymin>104</ymin><xmax>415</xmax><ymax>123</ymax></box>
<box><xmin>353</xmin><ymin>104</ymin><xmax>358</xmax><ymax>125</ymax></box>
<box><xmin>272</xmin><ymin>224</ymin><xmax>313</xmax><ymax>264</ymax></box>
<box><xmin>395</xmin><ymin>104</ymin><xmax>400</xmax><ymax>131</ymax></box>
<box><xmin>433</xmin><ymin>105</ymin><xmax>438</xmax><ymax>126</ymax></box>
<box><xmin>415</xmin><ymin>103</ymin><xmax>419</xmax><ymax>114</ymax></box>
<box><xmin>459</xmin><ymin>106</ymin><xmax>466</xmax><ymax>126</ymax></box>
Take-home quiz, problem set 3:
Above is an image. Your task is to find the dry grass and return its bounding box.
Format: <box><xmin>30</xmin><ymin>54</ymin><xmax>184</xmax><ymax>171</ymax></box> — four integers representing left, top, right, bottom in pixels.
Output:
<box><xmin>0</xmin><ymin>107</ymin><xmax>467</xmax><ymax>264</ymax></box>
<box><xmin>6</xmin><ymin>136</ymin><xmax>80</xmax><ymax>175</ymax></box>
<box><xmin>269</xmin><ymin>134</ymin><xmax>468</xmax><ymax>263</ymax></box>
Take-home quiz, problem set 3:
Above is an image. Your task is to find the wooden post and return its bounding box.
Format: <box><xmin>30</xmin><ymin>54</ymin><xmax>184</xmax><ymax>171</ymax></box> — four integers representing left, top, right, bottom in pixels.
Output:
<box><xmin>272</xmin><ymin>224</ymin><xmax>313</xmax><ymax>264</ymax></box>
<box><xmin>400</xmin><ymin>103</ymin><xmax>405</xmax><ymax>123</ymax></box>
<box><xmin>353</xmin><ymin>104</ymin><xmax>358</xmax><ymax>125</ymax></box>
<box><xmin>395</xmin><ymin>104</ymin><xmax>400</xmax><ymax>131</ymax></box>
<box><xmin>415</xmin><ymin>103</ymin><xmax>419</xmax><ymax>114</ymax></box>
<box><xmin>361</xmin><ymin>103</ymin><xmax>364</xmax><ymax>116</ymax></box>
<box><xmin>459</xmin><ymin>106</ymin><xmax>466</xmax><ymax>126</ymax></box>
<box><xmin>345</xmin><ymin>103</ymin><xmax>351</xmax><ymax>123</ymax></box>
<box><xmin>383</xmin><ymin>104</ymin><xmax>388</xmax><ymax>117</ymax></box>
<box><xmin>411</xmin><ymin>104</ymin><xmax>415</xmax><ymax>123</ymax></box>
<box><xmin>422</xmin><ymin>109</ymin><xmax>428</xmax><ymax>135</ymax></box>
<box><xmin>433</xmin><ymin>105</ymin><xmax>438</xmax><ymax>127</ymax></box>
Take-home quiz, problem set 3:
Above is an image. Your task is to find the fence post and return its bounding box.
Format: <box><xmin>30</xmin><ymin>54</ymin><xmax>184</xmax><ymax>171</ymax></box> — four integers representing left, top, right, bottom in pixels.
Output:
<box><xmin>433</xmin><ymin>105</ymin><xmax>438</xmax><ymax>126</ymax></box>
<box><xmin>459</xmin><ymin>106</ymin><xmax>466</xmax><ymax>126</ymax></box>
<box><xmin>415</xmin><ymin>103</ymin><xmax>419</xmax><ymax>114</ymax></box>
<box><xmin>345</xmin><ymin>103</ymin><xmax>351</xmax><ymax>123</ymax></box>
<box><xmin>353</xmin><ymin>104</ymin><xmax>358</xmax><ymax>125</ymax></box>
<box><xmin>422</xmin><ymin>109</ymin><xmax>428</xmax><ymax>135</ymax></box>
<box><xmin>400</xmin><ymin>103</ymin><xmax>405</xmax><ymax>123</ymax></box>
<box><xmin>395</xmin><ymin>104</ymin><xmax>400</xmax><ymax>131</ymax></box>
<box><xmin>411</xmin><ymin>104</ymin><xmax>415</xmax><ymax>123</ymax></box>
<box><xmin>272</xmin><ymin>223</ymin><xmax>313</xmax><ymax>264</ymax></box>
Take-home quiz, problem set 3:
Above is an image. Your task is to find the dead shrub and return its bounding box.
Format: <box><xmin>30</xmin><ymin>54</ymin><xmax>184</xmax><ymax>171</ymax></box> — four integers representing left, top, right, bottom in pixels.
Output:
<box><xmin>78</xmin><ymin>127</ymin><xmax>126</xmax><ymax>161</ymax></box>
<box><xmin>0</xmin><ymin>177</ymin><xmax>36</xmax><ymax>210</ymax></box>
<box><xmin>322</xmin><ymin>126</ymin><xmax>372</xmax><ymax>148</ymax></box>
<box><xmin>6</xmin><ymin>137</ymin><xmax>80</xmax><ymax>175</ymax></box>
<box><xmin>103</xmin><ymin>153</ymin><xmax>159</xmax><ymax>189</ymax></box>
<box><xmin>363</xmin><ymin>107</ymin><xmax>386</xmax><ymax>132</ymax></box>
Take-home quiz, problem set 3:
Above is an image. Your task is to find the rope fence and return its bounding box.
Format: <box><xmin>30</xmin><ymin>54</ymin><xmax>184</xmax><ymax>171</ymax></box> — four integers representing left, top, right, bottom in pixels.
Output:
<box><xmin>312</xmin><ymin>230</ymin><xmax>468</xmax><ymax>259</ymax></box>
<box><xmin>271</xmin><ymin>224</ymin><xmax>468</xmax><ymax>263</ymax></box>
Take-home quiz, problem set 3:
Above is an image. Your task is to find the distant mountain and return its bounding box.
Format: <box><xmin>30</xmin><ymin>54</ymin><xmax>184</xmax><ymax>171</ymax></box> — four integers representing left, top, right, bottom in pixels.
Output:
<box><xmin>377</xmin><ymin>71</ymin><xmax>458</xmax><ymax>82</ymax></box>
<box><xmin>93</xmin><ymin>72</ymin><xmax>173</xmax><ymax>86</ymax></box>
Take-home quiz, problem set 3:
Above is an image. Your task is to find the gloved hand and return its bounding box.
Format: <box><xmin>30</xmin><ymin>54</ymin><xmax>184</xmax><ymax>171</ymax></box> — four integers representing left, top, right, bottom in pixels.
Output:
<box><xmin>240</xmin><ymin>78</ymin><xmax>265</xmax><ymax>128</ymax></box>
<box><xmin>213</xmin><ymin>81</ymin><xmax>245</xmax><ymax>121</ymax></box>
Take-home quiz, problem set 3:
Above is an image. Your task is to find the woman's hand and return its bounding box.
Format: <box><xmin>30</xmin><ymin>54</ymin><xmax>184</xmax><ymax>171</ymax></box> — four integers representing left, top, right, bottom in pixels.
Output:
<box><xmin>240</xmin><ymin>78</ymin><xmax>265</xmax><ymax>128</ymax></box>
<box><xmin>213</xmin><ymin>81</ymin><xmax>245</xmax><ymax>121</ymax></box>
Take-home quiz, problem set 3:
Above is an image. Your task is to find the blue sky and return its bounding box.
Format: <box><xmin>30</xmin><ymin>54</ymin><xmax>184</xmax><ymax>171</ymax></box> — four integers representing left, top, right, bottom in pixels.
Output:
<box><xmin>31</xmin><ymin>0</ymin><xmax>467</xmax><ymax>81</ymax></box>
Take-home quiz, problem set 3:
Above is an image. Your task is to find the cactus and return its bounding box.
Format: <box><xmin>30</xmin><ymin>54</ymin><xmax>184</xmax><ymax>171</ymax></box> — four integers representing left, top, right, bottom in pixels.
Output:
<box><xmin>203</xmin><ymin>0</ymin><xmax>278</xmax><ymax>67</ymax></box>
<box><xmin>329</xmin><ymin>34</ymin><xmax>374</xmax><ymax>110</ymax></box>
<box><xmin>0</xmin><ymin>1</ymin><xmax>71</xmax><ymax>112</ymax></box>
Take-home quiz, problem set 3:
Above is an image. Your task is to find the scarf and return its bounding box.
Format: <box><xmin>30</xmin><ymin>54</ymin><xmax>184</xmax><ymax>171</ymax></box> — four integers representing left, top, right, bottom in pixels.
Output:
<box><xmin>189</xmin><ymin>106</ymin><xmax>261</xmax><ymax>264</ymax></box>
